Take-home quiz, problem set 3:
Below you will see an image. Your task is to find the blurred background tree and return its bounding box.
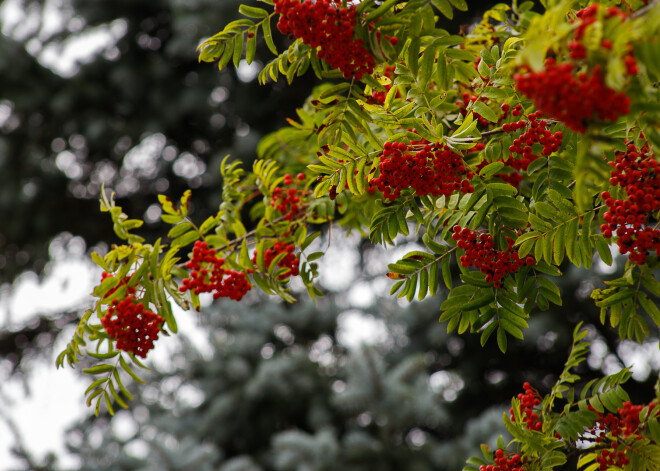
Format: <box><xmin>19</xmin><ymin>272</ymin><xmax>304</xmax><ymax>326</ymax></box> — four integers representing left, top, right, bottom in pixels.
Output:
<box><xmin>61</xmin><ymin>259</ymin><xmax>660</xmax><ymax>471</ymax></box>
<box><xmin>1</xmin><ymin>0</ymin><xmax>659</xmax><ymax>470</ymax></box>
<box><xmin>0</xmin><ymin>0</ymin><xmax>315</xmax><ymax>284</ymax></box>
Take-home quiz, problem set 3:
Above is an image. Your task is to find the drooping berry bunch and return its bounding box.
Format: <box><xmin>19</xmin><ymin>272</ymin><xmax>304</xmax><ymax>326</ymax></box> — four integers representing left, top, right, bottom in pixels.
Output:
<box><xmin>600</xmin><ymin>142</ymin><xmax>660</xmax><ymax>265</ymax></box>
<box><xmin>476</xmin><ymin>110</ymin><xmax>563</xmax><ymax>187</ymax></box>
<box><xmin>510</xmin><ymin>382</ymin><xmax>542</xmax><ymax>431</ymax></box>
<box><xmin>271</xmin><ymin>173</ymin><xmax>306</xmax><ymax>221</ymax></box>
<box><xmin>452</xmin><ymin>226</ymin><xmax>533</xmax><ymax>288</ymax></box>
<box><xmin>179</xmin><ymin>240</ymin><xmax>252</xmax><ymax>301</ymax></box>
<box><xmin>479</xmin><ymin>449</ymin><xmax>525</xmax><ymax>471</ymax></box>
<box><xmin>514</xmin><ymin>3</ymin><xmax>639</xmax><ymax>133</ymax></box>
<box><xmin>273</xmin><ymin>0</ymin><xmax>375</xmax><ymax>80</ymax></box>
<box><xmin>503</xmin><ymin>111</ymin><xmax>562</xmax><ymax>162</ymax></box>
<box><xmin>371</xmin><ymin>140</ymin><xmax>474</xmax><ymax>201</ymax></box>
<box><xmin>569</xmin><ymin>4</ymin><xmax>626</xmax><ymax>59</ymax></box>
<box><xmin>569</xmin><ymin>4</ymin><xmax>637</xmax><ymax>70</ymax></box>
<box><xmin>252</xmin><ymin>241</ymin><xmax>300</xmax><ymax>279</ymax></box>
<box><xmin>586</xmin><ymin>401</ymin><xmax>657</xmax><ymax>470</ymax></box>
<box><xmin>514</xmin><ymin>59</ymin><xmax>631</xmax><ymax>133</ymax></box>
<box><xmin>99</xmin><ymin>274</ymin><xmax>163</xmax><ymax>358</ymax></box>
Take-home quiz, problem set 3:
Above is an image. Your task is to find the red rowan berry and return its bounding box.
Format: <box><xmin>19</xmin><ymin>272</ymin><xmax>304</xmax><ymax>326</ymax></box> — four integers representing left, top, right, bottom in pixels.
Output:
<box><xmin>252</xmin><ymin>241</ymin><xmax>300</xmax><ymax>279</ymax></box>
<box><xmin>274</xmin><ymin>0</ymin><xmax>375</xmax><ymax>80</ymax></box>
<box><xmin>271</xmin><ymin>176</ymin><xmax>306</xmax><ymax>220</ymax></box>
<box><xmin>452</xmin><ymin>226</ymin><xmax>530</xmax><ymax>286</ymax></box>
<box><xmin>480</xmin><ymin>448</ymin><xmax>526</xmax><ymax>471</ymax></box>
<box><xmin>180</xmin><ymin>241</ymin><xmax>252</xmax><ymax>301</ymax></box>
<box><xmin>511</xmin><ymin>382</ymin><xmax>543</xmax><ymax>431</ymax></box>
<box><xmin>601</xmin><ymin>142</ymin><xmax>659</xmax><ymax>265</ymax></box>
<box><xmin>371</xmin><ymin>139</ymin><xmax>474</xmax><ymax>201</ymax></box>
<box><xmin>514</xmin><ymin>59</ymin><xmax>630</xmax><ymax>133</ymax></box>
<box><xmin>475</xmin><ymin>111</ymin><xmax>562</xmax><ymax>187</ymax></box>
<box><xmin>100</xmin><ymin>288</ymin><xmax>164</xmax><ymax>358</ymax></box>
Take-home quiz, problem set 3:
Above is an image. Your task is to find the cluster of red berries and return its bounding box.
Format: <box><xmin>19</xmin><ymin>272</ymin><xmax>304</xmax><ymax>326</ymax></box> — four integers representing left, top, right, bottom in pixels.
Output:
<box><xmin>452</xmin><ymin>226</ymin><xmax>533</xmax><ymax>288</ymax></box>
<box><xmin>567</xmin><ymin>4</ymin><xmax>638</xmax><ymax>74</ymax></box>
<box><xmin>479</xmin><ymin>449</ymin><xmax>524</xmax><ymax>471</ymax></box>
<box><xmin>179</xmin><ymin>241</ymin><xmax>252</xmax><ymax>301</ymax></box>
<box><xmin>510</xmin><ymin>382</ymin><xmax>542</xmax><ymax>431</ymax></box>
<box><xmin>588</xmin><ymin>404</ymin><xmax>632</xmax><ymax>442</ymax></box>
<box><xmin>273</xmin><ymin>0</ymin><xmax>375</xmax><ymax>80</ymax></box>
<box><xmin>617</xmin><ymin>401</ymin><xmax>648</xmax><ymax>437</ymax></box>
<box><xmin>503</xmin><ymin>111</ymin><xmax>562</xmax><ymax>162</ymax></box>
<box><xmin>371</xmin><ymin>140</ymin><xmax>474</xmax><ymax>201</ymax></box>
<box><xmin>569</xmin><ymin>5</ymin><xmax>623</xmax><ymax>58</ymax></box>
<box><xmin>600</xmin><ymin>142</ymin><xmax>660</xmax><ymax>265</ymax></box>
<box><xmin>252</xmin><ymin>241</ymin><xmax>300</xmax><ymax>279</ymax></box>
<box><xmin>595</xmin><ymin>446</ymin><xmax>630</xmax><ymax>470</ymax></box>
<box><xmin>514</xmin><ymin>59</ymin><xmax>631</xmax><ymax>133</ymax></box>
<box><xmin>99</xmin><ymin>273</ymin><xmax>163</xmax><ymax>358</ymax></box>
<box><xmin>587</xmin><ymin>401</ymin><xmax>657</xmax><ymax>470</ymax></box>
<box><xmin>574</xmin><ymin>5</ymin><xmax>625</xmax><ymax>37</ymax></box>
<box><xmin>272</xmin><ymin>173</ymin><xmax>306</xmax><ymax>221</ymax></box>
<box><xmin>476</xmin><ymin>110</ymin><xmax>563</xmax><ymax>187</ymax></box>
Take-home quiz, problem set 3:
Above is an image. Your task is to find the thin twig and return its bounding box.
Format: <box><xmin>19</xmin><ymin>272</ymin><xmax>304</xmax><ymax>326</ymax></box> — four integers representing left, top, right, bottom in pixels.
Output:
<box><xmin>628</xmin><ymin>0</ymin><xmax>659</xmax><ymax>20</ymax></box>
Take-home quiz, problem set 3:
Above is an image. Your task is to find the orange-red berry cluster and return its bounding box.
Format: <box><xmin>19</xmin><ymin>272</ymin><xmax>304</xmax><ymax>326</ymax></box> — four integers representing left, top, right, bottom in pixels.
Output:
<box><xmin>272</xmin><ymin>173</ymin><xmax>306</xmax><ymax>221</ymax></box>
<box><xmin>477</xmin><ymin>110</ymin><xmax>563</xmax><ymax>187</ymax></box>
<box><xmin>479</xmin><ymin>449</ymin><xmax>524</xmax><ymax>471</ymax></box>
<box><xmin>274</xmin><ymin>0</ymin><xmax>375</xmax><ymax>80</ymax></box>
<box><xmin>587</xmin><ymin>401</ymin><xmax>657</xmax><ymax>470</ymax></box>
<box><xmin>452</xmin><ymin>226</ymin><xmax>533</xmax><ymax>288</ymax></box>
<box><xmin>503</xmin><ymin>111</ymin><xmax>562</xmax><ymax>162</ymax></box>
<box><xmin>600</xmin><ymin>142</ymin><xmax>660</xmax><ymax>265</ymax></box>
<box><xmin>252</xmin><ymin>241</ymin><xmax>300</xmax><ymax>279</ymax></box>
<box><xmin>371</xmin><ymin>141</ymin><xmax>474</xmax><ymax>201</ymax></box>
<box><xmin>569</xmin><ymin>5</ymin><xmax>628</xmax><ymax>59</ymax></box>
<box><xmin>510</xmin><ymin>382</ymin><xmax>542</xmax><ymax>431</ymax></box>
<box><xmin>515</xmin><ymin>5</ymin><xmax>638</xmax><ymax>133</ymax></box>
<box><xmin>179</xmin><ymin>241</ymin><xmax>252</xmax><ymax>301</ymax></box>
<box><xmin>514</xmin><ymin>59</ymin><xmax>630</xmax><ymax>133</ymax></box>
<box><xmin>567</xmin><ymin>5</ymin><xmax>638</xmax><ymax>76</ymax></box>
<box><xmin>595</xmin><ymin>445</ymin><xmax>630</xmax><ymax>470</ymax></box>
<box><xmin>99</xmin><ymin>273</ymin><xmax>163</xmax><ymax>358</ymax></box>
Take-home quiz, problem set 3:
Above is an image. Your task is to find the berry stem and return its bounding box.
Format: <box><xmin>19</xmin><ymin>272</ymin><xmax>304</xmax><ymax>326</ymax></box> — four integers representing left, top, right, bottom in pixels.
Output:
<box><xmin>628</xmin><ymin>0</ymin><xmax>659</xmax><ymax>20</ymax></box>
<box><xmin>564</xmin><ymin>442</ymin><xmax>614</xmax><ymax>461</ymax></box>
